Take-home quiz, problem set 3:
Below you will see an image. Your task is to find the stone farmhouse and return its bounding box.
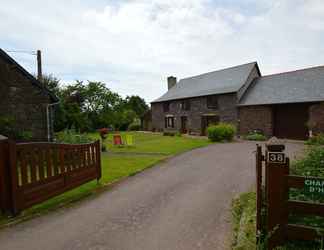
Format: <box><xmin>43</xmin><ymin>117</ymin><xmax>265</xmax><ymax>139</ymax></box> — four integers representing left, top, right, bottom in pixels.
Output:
<box><xmin>0</xmin><ymin>49</ymin><xmax>58</xmax><ymax>141</ymax></box>
<box><xmin>151</xmin><ymin>62</ymin><xmax>324</xmax><ymax>140</ymax></box>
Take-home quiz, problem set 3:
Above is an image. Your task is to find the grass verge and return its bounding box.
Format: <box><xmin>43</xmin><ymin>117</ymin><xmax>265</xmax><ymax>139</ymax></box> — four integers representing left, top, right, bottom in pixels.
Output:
<box><xmin>231</xmin><ymin>192</ymin><xmax>323</xmax><ymax>250</ymax></box>
<box><xmin>232</xmin><ymin>191</ymin><xmax>256</xmax><ymax>250</ymax></box>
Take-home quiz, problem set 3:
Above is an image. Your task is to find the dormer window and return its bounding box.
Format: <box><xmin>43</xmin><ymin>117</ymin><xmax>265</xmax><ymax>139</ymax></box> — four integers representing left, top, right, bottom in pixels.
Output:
<box><xmin>207</xmin><ymin>95</ymin><xmax>218</xmax><ymax>109</ymax></box>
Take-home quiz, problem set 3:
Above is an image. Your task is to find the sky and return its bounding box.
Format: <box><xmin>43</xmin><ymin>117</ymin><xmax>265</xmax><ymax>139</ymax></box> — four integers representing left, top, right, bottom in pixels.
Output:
<box><xmin>1</xmin><ymin>0</ymin><xmax>324</xmax><ymax>103</ymax></box>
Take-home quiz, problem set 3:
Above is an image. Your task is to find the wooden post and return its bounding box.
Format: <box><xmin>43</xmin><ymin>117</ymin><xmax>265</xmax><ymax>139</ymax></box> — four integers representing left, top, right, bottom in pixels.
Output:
<box><xmin>96</xmin><ymin>140</ymin><xmax>102</xmax><ymax>182</ymax></box>
<box><xmin>265</xmin><ymin>143</ymin><xmax>289</xmax><ymax>250</ymax></box>
<box><xmin>0</xmin><ymin>139</ymin><xmax>8</xmax><ymax>213</ymax></box>
<box><xmin>37</xmin><ymin>50</ymin><xmax>42</xmax><ymax>81</ymax></box>
<box><xmin>8</xmin><ymin>140</ymin><xmax>19</xmax><ymax>215</ymax></box>
<box><xmin>256</xmin><ymin>144</ymin><xmax>263</xmax><ymax>238</ymax></box>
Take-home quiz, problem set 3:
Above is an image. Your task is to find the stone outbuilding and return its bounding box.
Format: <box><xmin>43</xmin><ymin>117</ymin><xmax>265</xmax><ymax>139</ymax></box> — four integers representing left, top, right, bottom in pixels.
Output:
<box><xmin>0</xmin><ymin>48</ymin><xmax>58</xmax><ymax>141</ymax></box>
<box><xmin>239</xmin><ymin>66</ymin><xmax>324</xmax><ymax>140</ymax></box>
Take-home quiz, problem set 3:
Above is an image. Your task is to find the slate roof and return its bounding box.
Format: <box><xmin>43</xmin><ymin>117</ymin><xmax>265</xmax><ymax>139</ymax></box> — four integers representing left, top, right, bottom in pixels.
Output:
<box><xmin>0</xmin><ymin>48</ymin><xmax>58</xmax><ymax>102</ymax></box>
<box><xmin>239</xmin><ymin>65</ymin><xmax>324</xmax><ymax>106</ymax></box>
<box><xmin>152</xmin><ymin>62</ymin><xmax>258</xmax><ymax>103</ymax></box>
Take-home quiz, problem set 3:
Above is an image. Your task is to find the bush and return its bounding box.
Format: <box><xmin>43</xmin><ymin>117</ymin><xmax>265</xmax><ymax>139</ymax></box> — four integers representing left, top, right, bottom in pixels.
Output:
<box><xmin>56</xmin><ymin>129</ymin><xmax>93</xmax><ymax>144</ymax></box>
<box><xmin>291</xmin><ymin>146</ymin><xmax>324</xmax><ymax>178</ymax></box>
<box><xmin>306</xmin><ymin>133</ymin><xmax>324</xmax><ymax>145</ymax></box>
<box><xmin>163</xmin><ymin>131</ymin><xmax>176</xmax><ymax>136</ymax></box>
<box><xmin>128</xmin><ymin>123</ymin><xmax>141</xmax><ymax>131</ymax></box>
<box><xmin>207</xmin><ymin>123</ymin><xmax>236</xmax><ymax>142</ymax></box>
<box><xmin>245</xmin><ymin>132</ymin><xmax>267</xmax><ymax>141</ymax></box>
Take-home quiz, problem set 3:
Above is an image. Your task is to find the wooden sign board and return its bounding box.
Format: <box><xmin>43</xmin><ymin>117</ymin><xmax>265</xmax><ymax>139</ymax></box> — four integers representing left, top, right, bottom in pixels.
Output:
<box><xmin>304</xmin><ymin>178</ymin><xmax>324</xmax><ymax>194</ymax></box>
<box><xmin>267</xmin><ymin>152</ymin><xmax>286</xmax><ymax>164</ymax></box>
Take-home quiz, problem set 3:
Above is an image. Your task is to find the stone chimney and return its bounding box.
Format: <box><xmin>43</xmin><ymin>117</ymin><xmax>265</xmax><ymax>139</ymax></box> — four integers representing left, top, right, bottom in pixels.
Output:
<box><xmin>167</xmin><ymin>76</ymin><xmax>177</xmax><ymax>90</ymax></box>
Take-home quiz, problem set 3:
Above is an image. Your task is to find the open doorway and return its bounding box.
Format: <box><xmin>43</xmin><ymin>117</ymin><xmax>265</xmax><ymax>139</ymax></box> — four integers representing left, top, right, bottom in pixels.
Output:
<box><xmin>201</xmin><ymin>115</ymin><xmax>220</xmax><ymax>136</ymax></box>
<box><xmin>181</xmin><ymin>116</ymin><xmax>188</xmax><ymax>134</ymax></box>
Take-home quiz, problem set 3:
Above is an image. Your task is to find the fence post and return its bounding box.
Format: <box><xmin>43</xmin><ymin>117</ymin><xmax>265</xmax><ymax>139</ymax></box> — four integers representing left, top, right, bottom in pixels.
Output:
<box><xmin>0</xmin><ymin>137</ymin><xmax>15</xmax><ymax>214</ymax></box>
<box><xmin>96</xmin><ymin>140</ymin><xmax>102</xmax><ymax>182</ymax></box>
<box><xmin>256</xmin><ymin>144</ymin><xmax>263</xmax><ymax>240</ymax></box>
<box><xmin>8</xmin><ymin>140</ymin><xmax>19</xmax><ymax>215</ymax></box>
<box><xmin>265</xmin><ymin>142</ymin><xmax>289</xmax><ymax>250</ymax></box>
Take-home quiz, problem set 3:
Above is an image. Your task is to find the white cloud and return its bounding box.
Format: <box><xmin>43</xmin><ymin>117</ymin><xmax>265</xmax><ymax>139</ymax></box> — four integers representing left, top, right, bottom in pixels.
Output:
<box><xmin>0</xmin><ymin>0</ymin><xmax>324</xmax><ymax>102</ymax></box>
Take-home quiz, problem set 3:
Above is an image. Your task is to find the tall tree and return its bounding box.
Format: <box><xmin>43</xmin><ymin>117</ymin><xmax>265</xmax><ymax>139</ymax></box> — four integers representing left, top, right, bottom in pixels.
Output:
<box><xmin>124</xmin><ymin>95</ymin><xmax>149</xmax><ymax>118</ymax></box>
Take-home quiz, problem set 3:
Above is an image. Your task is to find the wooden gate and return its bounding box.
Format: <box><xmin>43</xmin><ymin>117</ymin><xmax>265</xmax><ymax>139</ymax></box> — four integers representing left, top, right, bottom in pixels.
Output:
<box><xmin>256</xmin><ymin>143</ymin><xmax>324</xmax><ymax>249</ymax></box>
<box><xmin>0</xmin><ymin>139</ymin><xmax>101</xmax><ymax>215</ymax></box>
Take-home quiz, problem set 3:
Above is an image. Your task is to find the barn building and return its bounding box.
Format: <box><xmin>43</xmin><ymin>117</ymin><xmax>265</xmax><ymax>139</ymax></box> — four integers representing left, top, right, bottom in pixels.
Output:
<box><xmin>151</xmin><ymin>62</ymin><xmax>324</xmax><ymax>140</ymax></box>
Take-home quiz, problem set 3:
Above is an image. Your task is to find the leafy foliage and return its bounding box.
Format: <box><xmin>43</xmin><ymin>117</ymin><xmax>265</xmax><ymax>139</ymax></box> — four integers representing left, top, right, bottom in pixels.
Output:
<box><xmin>306</xmin><ymin>133</ymin><xmax>324</xmax><ymax>146</ymax></box>
<box><xmin>0</xmin><ymin>116</ymin><xmax>33</xmax><ymax>140</ymax></box>
<box><xmin>55</xmin><ymin>130</ymin><xmax>93</xmax><ymax>144</ymax></box>
<box><xmin>128</xmin><ymin>123</ymin><xmax>141</xmax><ymax>131</ymax></box>
<box><xmin>163</xmin><ymin>131</ymin><xmax>176</xmax><ymax>136</ymax></box>
<box><xmin>41</xmin><ymin>75</ymin><xmax>149</xmax><ymax>133</ymax></box>
<box><xmin>245</xmin><ymin>131</ymin><xmax>267</xmax><ymax>141</ymax></box>
<box><xmin>207</xmin><ymin>123</ymin><xmax>236</xmax><ymax>142</ymax></box>
<box><xmin>291</xmin><ymin>146</ymin><xmax>324</xmax><ymax>178</ymax></box>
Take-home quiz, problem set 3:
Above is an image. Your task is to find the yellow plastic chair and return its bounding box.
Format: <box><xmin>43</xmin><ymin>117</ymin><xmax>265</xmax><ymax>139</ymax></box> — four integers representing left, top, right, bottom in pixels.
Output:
<box><xmin>125</xmin><ymin>134</ymin><xmax>134</xmax><ymax>146</ymax></box>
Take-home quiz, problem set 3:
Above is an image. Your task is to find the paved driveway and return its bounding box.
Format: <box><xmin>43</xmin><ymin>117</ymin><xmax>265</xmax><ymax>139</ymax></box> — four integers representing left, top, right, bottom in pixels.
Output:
<box><xmin>0</xmin><ymin>141</ymin><xmax>304</xmax><ymax>250</ymax></box>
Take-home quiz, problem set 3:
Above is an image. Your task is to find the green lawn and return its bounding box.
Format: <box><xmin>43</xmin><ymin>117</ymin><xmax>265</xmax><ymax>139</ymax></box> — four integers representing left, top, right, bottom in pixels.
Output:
<box><xmin>89</xmin><ymin>131</ymin><xmax>211</xmax><ymax>155</ymax></box>
<box><xmin>0</xmin><ymin>132</ymin><xmax>210</xmax><ymax>226</ymax></box>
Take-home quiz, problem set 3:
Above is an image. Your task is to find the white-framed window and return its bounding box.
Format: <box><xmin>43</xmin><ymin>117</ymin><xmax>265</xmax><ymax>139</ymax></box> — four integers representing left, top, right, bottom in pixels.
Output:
<box><xmin>165</xmin><ymin>116</ymin><xmax>175</xmax><ymax>128</ymax></box>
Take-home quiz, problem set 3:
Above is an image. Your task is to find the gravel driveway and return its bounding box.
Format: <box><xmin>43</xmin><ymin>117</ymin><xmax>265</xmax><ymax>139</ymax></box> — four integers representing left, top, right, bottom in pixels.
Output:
<box><xmin>0</xmin><ymin>141</ymin><xmax>304</xmax><ymax>250</ymax></box>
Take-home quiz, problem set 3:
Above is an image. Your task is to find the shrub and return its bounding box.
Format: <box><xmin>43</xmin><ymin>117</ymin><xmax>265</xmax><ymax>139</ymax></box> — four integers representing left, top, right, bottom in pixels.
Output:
<box><xmin>291</xmin><ymin>146</ymin><xmax>324</xmax><ymax>178</ymax></box>
<box><xmin>245</xmin><ymin>132</ymin><xmax>267</xmax><ymax>141</ymax></box>
<box><xmin>163</xmin><ymin>131</ymin><xmax>176</xmax><ymax>136</ymax></box>
<box><xmin>306</xmin><ymin>133</ymin><xmax>324</xmax><ymax>145</ymax></box>
<box><xmin>128</xmin><ymin>123</ymin><xmax>141</xmax><ymax>131</ymax></box>
<box><xmin>18</xmin><ymin>131</ymin><xmax>33</xmax><ymax>141</ymax></box>
<box><xmin>0</xmin><ymin>116</ymin><xmax>34</xmax><ymax>141</ymax></box>
<box><xmin>207</xmin><ymin>123</ymin><xmax>236</xmax><ymax>142</ymax></box>
<box><xmin>56</xmin><ymin>129</ymin><xmax>92</xmax><ymax>144</ymax></box>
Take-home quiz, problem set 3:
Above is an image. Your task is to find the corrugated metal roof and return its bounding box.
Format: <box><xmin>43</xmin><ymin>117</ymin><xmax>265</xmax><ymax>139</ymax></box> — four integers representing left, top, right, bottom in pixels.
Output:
<box><xmin>152</xmin><ymin>62</ymin><xmax>257</xmax><ymax>103</ymax></box>
<box><xmin>239</xmin><ymin>66</ymin><xmax>324</xmax><ymax>106</ymax></box>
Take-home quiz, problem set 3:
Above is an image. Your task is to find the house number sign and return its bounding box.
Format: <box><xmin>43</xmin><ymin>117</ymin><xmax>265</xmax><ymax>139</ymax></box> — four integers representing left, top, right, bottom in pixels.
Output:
<box><xmin>267</xmin><ymin>152</ymin><xmax>286</xmax><ymax>164</ymax></box>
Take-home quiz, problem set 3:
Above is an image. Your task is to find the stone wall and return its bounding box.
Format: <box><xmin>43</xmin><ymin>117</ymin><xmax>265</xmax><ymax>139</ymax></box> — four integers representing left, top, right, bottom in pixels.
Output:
<box><xmin>309</xmin><ymin>102</ymin><xmax>324</xmax><ymax>134</ymax></box>
<box><xmin>0</xmin><ymin>56</ymin><xmax>52</xmax><ymax>141</ymax></box>
<box><xmin>151</xmin><ymin>93</ymin><xmax>238</xmax><ymax>134</ymax></box>
<box><xmin>238</xmin><ymin>105</ymin><xmax>273</xmax><ymax>137</ymax></box>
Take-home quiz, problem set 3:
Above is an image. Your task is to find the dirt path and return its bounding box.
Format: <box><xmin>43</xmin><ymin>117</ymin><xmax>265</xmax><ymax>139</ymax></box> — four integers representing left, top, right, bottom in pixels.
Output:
<box><xmin>0</xmin><ymin>141</ymin><xmax>304</xmax><ymax>250</ymax></box>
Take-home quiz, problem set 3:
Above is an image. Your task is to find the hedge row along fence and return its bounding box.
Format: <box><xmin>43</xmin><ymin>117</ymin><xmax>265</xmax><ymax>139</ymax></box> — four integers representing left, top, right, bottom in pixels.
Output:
<box><xmin>256</xmin><ymin>143</ymin><xmax>324</xmax><ymax>249</ymax></box>
<box><xmin>0</xmin><ymin>139</ymin><xmax>101</xmax><ymax>215</ymax></box>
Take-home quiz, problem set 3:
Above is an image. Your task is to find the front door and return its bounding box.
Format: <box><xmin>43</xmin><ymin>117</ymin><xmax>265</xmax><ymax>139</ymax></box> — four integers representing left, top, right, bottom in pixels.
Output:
<box><xmin>201</xmin><ymin>115</ymin><xmax>220</xmax><ymax>135</ymax></box>
<box><xmin>181</xmin><ymin>116</ymin><xmax>188</xmax><ymax>134</ymax></box>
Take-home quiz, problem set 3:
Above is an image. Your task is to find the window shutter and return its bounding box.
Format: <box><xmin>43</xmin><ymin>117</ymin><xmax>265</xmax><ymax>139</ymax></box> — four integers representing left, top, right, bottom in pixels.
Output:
<box><xmin>165</xmin><ymin>117</ymin><xmax>167</xmax><ymax>128</ymax></box>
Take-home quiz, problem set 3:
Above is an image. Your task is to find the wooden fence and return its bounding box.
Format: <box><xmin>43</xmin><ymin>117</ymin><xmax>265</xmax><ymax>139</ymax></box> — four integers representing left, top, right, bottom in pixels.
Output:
<box><xmin>256</xmin><ymin>143</ymin><xmax>324</xmax><ymax>249</ymax></box>
<box><xmin>0</xmin><ymin>139</ymin><xmax>101</xmax><ymax>215</ymax></box>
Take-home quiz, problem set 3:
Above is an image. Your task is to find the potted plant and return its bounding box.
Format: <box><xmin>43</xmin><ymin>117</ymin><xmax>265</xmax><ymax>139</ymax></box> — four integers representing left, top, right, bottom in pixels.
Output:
<box><xmin>98</xmin><ymin>128</ymin><xmax>109</xmax><ymax>152</ymax></box>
